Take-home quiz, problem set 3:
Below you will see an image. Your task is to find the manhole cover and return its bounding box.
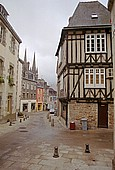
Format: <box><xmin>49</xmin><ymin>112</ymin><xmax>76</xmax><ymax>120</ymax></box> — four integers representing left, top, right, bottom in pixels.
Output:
<box><xmin>19</xmin><ymin>126</ymin><xmax>26</xmax><ymax>129</ymax></box>
<box><xmin>19</xmin><ymin>130</ymin><xmax>28</xmax><ymax>132</ymax></box>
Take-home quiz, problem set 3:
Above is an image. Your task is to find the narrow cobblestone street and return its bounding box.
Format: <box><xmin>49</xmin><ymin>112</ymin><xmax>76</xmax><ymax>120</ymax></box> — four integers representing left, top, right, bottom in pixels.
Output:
<box><xmin>0</xmin><ymin>111</ymin><xmax>114</xmax><ymax>170</ymax></box>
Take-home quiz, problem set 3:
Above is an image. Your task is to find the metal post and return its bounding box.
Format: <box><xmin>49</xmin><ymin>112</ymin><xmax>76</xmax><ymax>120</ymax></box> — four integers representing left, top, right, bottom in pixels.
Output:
<box><xmin>47</xmin><ymin>112</ymin><xmax>50</xmax><ymax>119</ymax></box>
<box><xmin>53</xmin><ymin>146</ymin><xmax>59</xmax><ymax>158</ymax></box>
<box><xmin>9</xmin><ymin>121</ymin><xmax>12</xmax><ymax>126</ymax></box>
<box><xmin>49</xmin><ymin>115</ymin><xmax>51</xmax><ymax>122</ymax></box>
<box><xmin>85</xmin><ymin>144</ymin><xmax>90</xmax><ymax>153</ymax></box>
<box><xmin>51</xmin><ymin>118</ymin><xmax>54</xmax><ymax>126</ymax></box>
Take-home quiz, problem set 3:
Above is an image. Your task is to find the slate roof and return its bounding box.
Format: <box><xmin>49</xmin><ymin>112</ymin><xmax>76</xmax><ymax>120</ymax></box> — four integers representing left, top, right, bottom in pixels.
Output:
<box><xmin>68</xmin><ymin>1</ymin><xmax>111</xmax><ymax>27</ymax></box>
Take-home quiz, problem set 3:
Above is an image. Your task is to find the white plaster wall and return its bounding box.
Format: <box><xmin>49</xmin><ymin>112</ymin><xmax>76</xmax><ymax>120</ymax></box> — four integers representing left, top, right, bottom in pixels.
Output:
<box><xmin>20</xmin><ymin>100</ymin><xmax>36</xmax><ymax>112</ymax></box>
<box><xmin>16</xmin><ymin>60</ymin><xmax>22</xmax><ymax>112</ymax></box>
<box><xmin>0</xmin><ymin>21</ymin><xmax>20</xmax><ymax>118</ymax></box>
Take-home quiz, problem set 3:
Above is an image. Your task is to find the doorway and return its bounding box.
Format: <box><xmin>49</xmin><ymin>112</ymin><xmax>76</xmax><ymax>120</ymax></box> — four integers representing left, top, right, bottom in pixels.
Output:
<box><xmin>98</xmin><ymin>103</ymin><xmax>108</xmax><ymax>128</ymax></box>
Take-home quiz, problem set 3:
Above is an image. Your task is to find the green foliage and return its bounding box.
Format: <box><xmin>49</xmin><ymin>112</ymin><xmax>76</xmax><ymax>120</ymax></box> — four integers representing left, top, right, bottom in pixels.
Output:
<box><xmin>0</xmin><ymin>76</ymin><xmax>4</xmax><ymax>83</ymax></box>
<box><xmin>8</xmin><ymin>76</ymin><xmax>15</xmax><ymax>86</ymax></box>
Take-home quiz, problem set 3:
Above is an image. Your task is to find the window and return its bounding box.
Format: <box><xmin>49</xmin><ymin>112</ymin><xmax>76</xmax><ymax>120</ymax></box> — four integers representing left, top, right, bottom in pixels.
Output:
<box><xmin>27</xmin><ymin>83</ymin><xmax>29</xmax><ymax>89</ymax></box>
<box><xmin>9</xmin><ymin>65</ymin><xmax>14</xmax><ymax>76</ymax></box>
<box><xmin>0</xmin><ymin>25</ymin><xmax>6</xmax><ymax>46</ymax></box>
<box><xmin>7</xmin><ymin>95</ymin><xmax>12</xmax><ymax>113</ymax></box>
<box><xmin>34</xmin><ymin>85</ymin><xmax>36</xmax><ymax>90</ymax></box>
<box><xmin>108</xmin><ymin>68</ymin><xmax>113</xmax><ymax>77</ymax></box>
<box><xmin>86</xmin><ymin>33</ymin><xmax>106</xmax><ymax>53</ymax></box>
<box><xmin>8</xmin><ymin>65</ymin><xmax>14</xmax><ymax>86</ymax></box>
<box><xmin>23</xmin><ymin>93</ymin><xmax>25</xmax><ymax>99</ymax></box>
<box><xmin>91</xmin><ymin>13</ymin><xmax>98</xmax><ymax>19</ymax></box>
<box><xmin>85</xmin><ymin>69</ymin><xmax>94</xmax><ymax>88</ymax></box>
<box><xmin>27</xmin><ymin>92</ymin><xmax>29</xmax><ymax>98</ymax></box>
<box><xmin>10</xmin><ymin>36</ymin><xmax>15</xmax><ymax>55</ymax></box>
<box><xmin>31</xmin><ymin>84</ymin><xmax>33</xmax><ymax>90</ymax></box>
<box><xmin>84</xmin><ymin>68</ymin><xmax>105</xmax><ymax>88</ymax></box>
<box><xmin>0</xmin><ymin>59</ymin><xmax>4</xmax><ymax>76</ymax></box>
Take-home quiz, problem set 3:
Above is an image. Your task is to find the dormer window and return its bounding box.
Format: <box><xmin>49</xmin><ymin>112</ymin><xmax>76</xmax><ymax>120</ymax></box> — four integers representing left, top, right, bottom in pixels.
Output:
<box><xmin>91</xmin><ymin>13</ymin><xmax>98</xmax><ymax>19</ymax></box>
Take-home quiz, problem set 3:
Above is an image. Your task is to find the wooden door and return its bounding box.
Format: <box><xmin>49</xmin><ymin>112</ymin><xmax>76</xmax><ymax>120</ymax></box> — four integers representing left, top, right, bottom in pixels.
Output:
<box><xmin>7</xmin><ymin>95</ymin><xmax>12</xmax><ymax>114</ymax></box>
<box><xmin>98</xmin><ymin>103</ymin><xmax>108</xmax><ymax>128</ymax></box>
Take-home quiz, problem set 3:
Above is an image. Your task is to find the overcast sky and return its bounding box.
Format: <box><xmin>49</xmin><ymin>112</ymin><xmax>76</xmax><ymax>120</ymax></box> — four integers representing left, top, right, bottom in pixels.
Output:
<box><xmin>0</xmin><ymin>0</ymin><xmax>107</xmax><ymax>89</ymax></box>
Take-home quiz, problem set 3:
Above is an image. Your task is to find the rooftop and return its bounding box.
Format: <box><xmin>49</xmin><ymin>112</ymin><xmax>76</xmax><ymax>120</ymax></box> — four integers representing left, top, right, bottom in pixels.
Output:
<box><xmin>68</xmin><ymin>1</ymin><xmax>111</xmax><ymax>27</ymax></box>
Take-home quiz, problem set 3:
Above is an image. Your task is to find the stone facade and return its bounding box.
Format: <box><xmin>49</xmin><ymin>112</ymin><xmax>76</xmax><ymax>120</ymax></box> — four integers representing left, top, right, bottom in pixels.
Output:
<box><xmin>69</xmin><ymin>101</ymin><xmax>97</xmax><ymax>130</ymax></box>
<box><xmin>108</xmin><ymin>0</ymin><xmax>115</xmax><ymax>169</ymax></box>
<box><xmin>108</xmin><ymin>103</ymin><xmax>114</xmax><ymax>129</ymax></box>
<box><xmin>20</xmin><ymin>49</ymin><xmax>38</xmax><ymax>113</ymax></box>
<box><xmin>68</xmin><ymin>101</ymin><xmax>114</xmax><ymax>130</ymax></box>
<box><xmin>0</xmin><ymin>4</ymin><xmax>22</xmax><ymax>121</ymax></box>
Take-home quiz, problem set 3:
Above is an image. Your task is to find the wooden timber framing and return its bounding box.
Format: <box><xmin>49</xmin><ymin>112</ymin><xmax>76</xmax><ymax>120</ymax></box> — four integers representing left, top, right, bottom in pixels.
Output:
<box><xmin>56</xmin><ymin>1</ymin><xmax>113</xmax><ymax>129</ymax></box>
<box><xmin>56</xmin><ymin>26</ymin><xmax>113</xmax><ymax>104</ymax></box>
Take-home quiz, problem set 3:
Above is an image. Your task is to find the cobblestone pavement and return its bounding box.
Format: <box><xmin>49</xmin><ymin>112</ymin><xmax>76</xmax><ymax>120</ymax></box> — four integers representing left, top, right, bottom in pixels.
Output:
<box><xmin>0</xmin><ymin>111</ymin><xmax>114</xmax><ymax>170</ymax></box>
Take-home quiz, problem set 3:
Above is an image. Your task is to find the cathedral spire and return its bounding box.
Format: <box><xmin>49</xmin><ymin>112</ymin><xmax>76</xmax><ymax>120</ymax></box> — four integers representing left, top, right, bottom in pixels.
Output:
<box><xmin>32</xmin><ymin>52</ymin><xmax>36</xmax><ymax>73</ymax></box>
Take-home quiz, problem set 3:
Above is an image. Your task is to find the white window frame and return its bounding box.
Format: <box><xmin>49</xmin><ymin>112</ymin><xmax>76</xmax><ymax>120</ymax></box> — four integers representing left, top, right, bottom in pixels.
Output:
<box><xmin>108</xmin><ymin>68</ymin><xmax>113</xmax><ymax>77</ymax></box>
<box><xmin>85</xmin><ymin>69</ymin><xmax>94</xmax><ymax>88</ymax></box>
<box><xmin>31</xmin><ymin>84</ymin><xmax>33</xmax><ymax>90</ymax></box>
<box><xmin>84</xmin><ymin>68</ymin><xmax>105</xmax><ymax>88</ymax></box>
<box><xmin>85</xmin><ymin>33</ymin><xmax>106</xmax><ymax>53</ymax></box>
<box><xmin>27</xmin><ymin>83</ymin><xmax>29</xmax><ymax>89</ymax></box>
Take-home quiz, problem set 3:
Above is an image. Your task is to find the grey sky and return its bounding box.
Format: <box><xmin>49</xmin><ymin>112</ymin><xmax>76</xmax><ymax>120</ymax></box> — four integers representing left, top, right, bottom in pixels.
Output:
<box><xmin>0</xmin><ymin>0</ymin><xmax>107</xmax><ymax>89</ymax></box>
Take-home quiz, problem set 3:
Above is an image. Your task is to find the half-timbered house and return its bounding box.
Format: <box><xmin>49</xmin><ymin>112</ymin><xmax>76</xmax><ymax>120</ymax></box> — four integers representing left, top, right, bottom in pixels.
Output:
<box><xmin>56</xmin><ymin>1</ymin><xmax>113</xmax><ymax>129</ymax></box>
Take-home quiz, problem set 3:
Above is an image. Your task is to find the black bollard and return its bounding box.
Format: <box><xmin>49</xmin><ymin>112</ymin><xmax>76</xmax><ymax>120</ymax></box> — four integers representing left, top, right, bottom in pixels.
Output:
<box><xmin>85</xmin><ymin>144</ymin><xmax>90</xmax><ymax>153</ymax></box>
<box><xmin>53</xmin><ymin>146</ymin><xmax>59</xmax><ymax>158</ymax></box>
<box><xmin>47</xmin><ymin>113</ymin><xmax>50</xmax><ymax>119</ymax></box>
<box><xmin>49</xmin><ymin>115</ymin><xmax>51</xmax><ymax>122</ymax></box>
<box><xmin>20</xmin><ymin>119</ymin><xmax>22</xmax><ymax>123</ymax></box>
<box><xmin>51</xmin><ymin>118</ymin><xmax>54</xmax><ymax>127</ymax></box>
<box><xmin>9</xmin><ymin>121</ymin><xmax>12</xmax><ymax>126</ymax></box>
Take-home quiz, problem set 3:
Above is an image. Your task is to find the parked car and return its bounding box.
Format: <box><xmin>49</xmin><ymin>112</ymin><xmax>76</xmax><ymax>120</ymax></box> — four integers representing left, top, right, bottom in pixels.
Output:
<box><xmin>50</xmin><ymin>108</ymin><xmax>55</xmax><ymax>114</ymax></box>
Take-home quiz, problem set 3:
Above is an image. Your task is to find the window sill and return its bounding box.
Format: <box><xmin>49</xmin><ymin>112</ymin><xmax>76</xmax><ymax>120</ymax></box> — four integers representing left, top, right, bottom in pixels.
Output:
<box><xmin>85</xmin><ymin>52</ymin><xmax>107</xmax><ymax>54</ymax></box>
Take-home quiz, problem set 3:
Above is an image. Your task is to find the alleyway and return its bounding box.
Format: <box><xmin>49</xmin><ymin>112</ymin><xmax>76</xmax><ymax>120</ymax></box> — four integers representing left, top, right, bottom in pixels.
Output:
<box><xmin>0</xmin><ymin>111</ymin><xmax>113</xmax><ymax>170</ymax></box>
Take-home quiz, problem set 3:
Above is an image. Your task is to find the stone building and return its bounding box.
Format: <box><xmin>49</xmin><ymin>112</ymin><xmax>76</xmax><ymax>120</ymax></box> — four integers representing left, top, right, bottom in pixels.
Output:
<box><xmin>36</xmin><ymin>82</ymin><xmax>44</xmax><ymax>111</ymax></box>
<box><xmin>108</xmin><ymin>0</ymin><xmax>115</xmax><ymax>169</ymax></box>
<box><xmin>16</xmin><ymin>58</ymin><xmax>23</xmax><ymax>113</ymax></box>
<box><xmin>56</xmin><ymin>1</ymin><xmax>113</xmax><ymax>129</ymax></box>
<box><xmin>0</xmin><ymin>4</ymin><xmax>22</xmax><ymax>121</ymax></box>
<box><xmin>48</xmin><ymin>87</ymin><xmax>57</xmax><ymax>110</ymax></box>
<box><xmin>37</xmin><ymin>78</ymin><xmax>50</xmax><ymax>111</ymax></box>
<box><xmin>20</xmin><ymin>49</ymin><xmax>38</xmax><ymax>113</ymax></box>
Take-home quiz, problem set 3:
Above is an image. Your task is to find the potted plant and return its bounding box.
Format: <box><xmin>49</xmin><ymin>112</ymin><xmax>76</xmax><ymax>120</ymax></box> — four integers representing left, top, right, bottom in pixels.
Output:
<box><xmin>8</xmin><ymin>76</ymin><xmax>15</xmax><ymax>86</ymax></box>
<box><xmin>0</xmin><ymin>76</ymin><xmax>4</xmax><ymax>83</ymax></box>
